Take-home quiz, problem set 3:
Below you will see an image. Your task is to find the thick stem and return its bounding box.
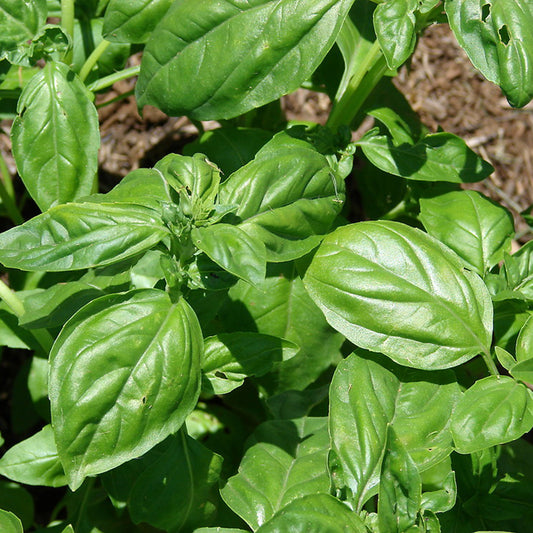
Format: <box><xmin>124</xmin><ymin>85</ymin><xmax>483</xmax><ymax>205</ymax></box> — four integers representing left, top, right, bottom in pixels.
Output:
<box><xmin>61</xmin><ymin>0</ymin><xmax>75</xmax><ymax>65</ymax></box>
<box><xmin>327</xmin><ymin>40</ymin><xmax>387</xmax><ymax>131</ymax></box>
<box><xmin>483</xmin><ymin>349</ymin><xmax>499</xmax><ymax>376</ymax></box>
<box><xmin>86</xmin><ymin>65</ymin><xmax>140</xmax><ymax>93</ymax></box>
<box><xmin>78</xmin><ymin>39</ymin><xmax>111</xmax><ymax>83</ymax></box>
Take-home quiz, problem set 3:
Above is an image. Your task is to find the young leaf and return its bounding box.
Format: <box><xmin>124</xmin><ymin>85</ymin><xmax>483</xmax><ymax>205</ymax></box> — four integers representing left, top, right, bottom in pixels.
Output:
<box><xmin>127</xmin><ymin>431</ymin><xmax>223</xmax><ymax>532</ymax></box>
<box><xmin>192</xmin><ymin>224</ymin><xmax>266</xmax><ymax>287</ymax></box>
<box><xmin>445</xmin><ymin>0</ymin><xmax>533</xmax><ymax>107</ymax></box>
<box><xmin>510</xmin><ymin>359</ymin><xmax>533</xmax><ymax>385</ymax></box>
<box><xmin>0</xmin><ymin>203</ymin><xmax>169</xmax><ymax>271</ymax></box>
<box><xmin>217</xmin><ymin>262</ymin><xmax>344</xmax><ymax>393</ymax></box>
<box><xmin>11</xmin><ymin>62</ymin><xmax>100</xmax><ymax>211</ymax></box>
<box><xmin>357</xmin><ymin>129</ymin><xmax>493</xmax><ymax>183</ymax></box>
<box><xmin>378</xmin><ymin>427</ymin><xmax>422</xmax><ymax>533</ymax></box>
<box><xmin>202</xmin><ymin>332</ymin><xmax>298</xmax><ymax>395</ymax></box>
<box><xmin>255</xmin><ymin>493</ymin><xmax>367</xmax><ymax>533</ymax></box>
<box><xmin>0</xmin><ymin>425</ymin><xmax>66</xmax><ymax>487</ymax></box>
<box><xmin>420</xmin><ymin>190</ymin><xmax>514</xmax><ymax>276</ymax></box>
<box><xmin>49</xmin><ymin>290</ymin><xmax>203</xmax><ymax>490</ymax></box>
<box><xmin>0</xmin><ymin>0</ymin><xmax>46</xmax><ymax>50</ymax></box>
<box><xmin>516</xmin><ymin>314</ymin><xmax>533</xmax><ymax>362</ymax></box>
<box><xmin>221</xmin><ymin>418</ymin><xmax>331</xmax><ymax>529</ymax></box>
<box><xmin>136</xmin><ymin>0</ymin><xmax>355</xmax><ymax>119</ymax></box>
<box><xmin>304</xmin><ymin>221</ymin><xmax>493</xmax><ymax>370</ymax></box>
<box><xmin>451</xmin><ymin>376</ymin><xmax>533</xmax><ymax>453</ymax></box>
<box><xmin>329</xmin><ymin>351</ymin><xmax>461</xmax><ymax>511</ymax></box>
<box><xmin>0</xmin><ymin>510</ymin><xmax>23</xmax><ymax>533</ymax></box>
<box><xmin>218</xmin><ymin>132</ymin><xmax>345</xmax><ymax>262</ymax></box>
<box><xmin>103</xmin><ymin>0</ymin><xmax>173</xmax><ymax>43</ymax></box>
<box><xmin>501</xmin><ymin>241</ymin><xmax>533</xmax><ymax>301</ymax></box>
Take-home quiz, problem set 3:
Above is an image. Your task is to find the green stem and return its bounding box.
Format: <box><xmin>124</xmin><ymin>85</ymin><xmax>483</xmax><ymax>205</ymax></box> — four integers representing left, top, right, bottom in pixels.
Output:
<box><xmin>79</xmin><ymin>39</ymin><xmax>111</xmax><ymax>83</ymax></box>
<box><xmin>86</xmin><ymin>65</ymin><xmax>140</xmax><ymax>93</ymax></box>
<box><xmin>0</xmin><ymin>152</ymin><xmax>23</xmax><ymax>225</ymax></box>
<box><xmin>96</xmin><ymin>88</ymin><xmax>134</xmax><ymax>108</ymax></box>
<box><xmin>327</xmin><ymin>40</ymin><xmax>387</xmax><ymax>131</ymax></box>
<box><xmin>482</xmin><ymin>349</ymin><xmax>499</xmax><ymax>376</ymax></box>
<box><xmin>381</xmin><ymin>200</ymin><xmax>407</xmax><ymax>221</ymax></box>
<box><xmin>75</xmin><ymin>478</ymin><xmax>95</xmax><ymax>532</ymax></box>
<box><xmin>61</xmin><ymin>0</ymin><xmax>75</xmax><ymax>65</ymax></box>
<box><xmin>0</xmin><ymin>279</ymin><xmax>54</xmax><ymax>353</ymax></box>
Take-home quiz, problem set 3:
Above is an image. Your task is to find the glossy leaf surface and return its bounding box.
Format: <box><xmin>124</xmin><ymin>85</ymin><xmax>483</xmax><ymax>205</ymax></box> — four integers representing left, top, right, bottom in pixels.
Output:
<box><xmin>103</xmin><ymin>0</ymin><xmax>173</xmax><ymax>43</ymax></box>
<box><xmin>219</xmin><ymin>132</ymin><xmax>344</xmax><ymax>262</ymax></box>
<box><xmin>256</xmin><ymin>493</ymin><xmax>367</xmax><ymax>532</ymax></box>
<box><xmin>0</xmin><ymin>0</ymin><xmax>46</xmax><ymax>49</ymax></box>
<box><xmin>516</xmin><ymin>314</ymin><xmax>533</xmax><ymax>362</ymax></box>
<box><xmin>304</xmin><ymin>221</ymin><xmax>493</xmax><ymax>369</ymax></box>
<box><xmin>192</xmin><ymin>224</ymin><xmax>266</xmax><ymax>286</ymax></box>
<box><xmin>329</xmin><ymin>351</ymin><xmax>461</xmax><ymax>511</ymax></box>
<box><xmin>0</xmin><ymin>426</ymin><xmax>66</xmax><ymax>487</ymax></box>
<box><xmin>221</xmin><ymin>417</ymin><xmax>330</xmax><ymax>529</ymax></box>
<box><xmin>137</xmin><ymin>0</ymin><xmax>355</xmax><ymax>119</ymax></box>
<box><xmin>357</xmin><ymin>129</ymin><xmax>493</xmax><ymax>183</ymax></box>
<box><xmin>219</xmin><ymin>263</ymin><xmax>344</xmax><ymax>392</ymax></box>
<box><xmin>451</xmin><ymin>376</ymin><xmax>533</xmax><ymax>453</ymax></box>
<box><xmin>128</xmin><ymin>431</ymin><xmax>222</xmax><ymax>531</ymax></box>
<box><xmin>202</xmin><ymin>333</ymin><xmax>298</xmax><ymax>395</ymax></box>
<box><xmin>0</xmin><ymin>510</ymin><xmax>23</xmax><ymax>533</ymax></box>
<box><xmin>0</xmin><ymin>203</ymin><xmax>169</xmax><ymax>271</ymax></box>
<box><xmin>445</xmin><ymin>0</ymin><xmax>533</xmax><ymax>107</ymax></box>
<box><xmin>11</xmin><ymin>62</ymin><xmax>100</xmax><ymax>211</ymax></box>
<box><xmin>49</xmin><ymin>290</ymin><xmax>202</xmax><ymax>489</ymax></box>
<box><xmin>420</xmin><ymin>190</ymin><xmax>514</xmax><ymax>276</ymax></box>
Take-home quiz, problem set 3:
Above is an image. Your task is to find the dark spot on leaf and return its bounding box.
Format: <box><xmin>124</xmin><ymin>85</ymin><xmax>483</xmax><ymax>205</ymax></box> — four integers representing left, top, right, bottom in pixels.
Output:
<box><xmin>214</xmin><ymin>371</ymin><xmax>227</xmax><ymax>379</ymax></box>
<box><xmin>141</xmin><ymin>396</ymin><xmax>146</xmax><ymax>404</ymax></box>
<box><xmin>481</xmin><ymin>3</ymin><xmax>491</xmax><ymax>22</ymax></box>
<box><xmin>499</xmin><ymin>25</ymin><xmax>510</xmax><ymax>45</ymax></box>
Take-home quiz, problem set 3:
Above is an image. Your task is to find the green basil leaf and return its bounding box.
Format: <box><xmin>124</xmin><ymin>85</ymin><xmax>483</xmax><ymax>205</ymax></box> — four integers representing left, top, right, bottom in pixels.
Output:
<box><xmin>445</xmin><ymin>0</ymin><xmax>533</xmax><ymax>107</ymax></box>
<box><xmin>128</xmin><ymin>431</ymin><xmax>222</xmax><ymax>531</ymax></box>
<box><xmin>49</xmin><ymin>289</ymin><xmax>203</xmax><ymax>490</ymax></box>
<box><xmin>219</xmin><ymin>263</ymin><xmax>344</xmax><ymax>393</ymax></box>
<box><xmin>0</xmin><ymin>482</ymin><xmax>33</xmax><ymax>529</ymax></box>
<box><xmin>219</xmin><ymin>132</ymin><xmax>345</xmax><ymax>262</ymax></box>
<box><xmin>495</xmin><ymin>345</ymin><xmax>517</xmax><ymax>372</ymax></box>
<box><xmin>516</xmin><ymin>314</ymin><xmax>533</xmax><ymax>362</ymax></box>
<box><xmin>192</xmin><ymin>224</ymin><xmax>266</xmax><ymax>286</ymax></box>
<box><xmin>202</xmin><ymin>332</ymin><xmax>298</xmax><ymax>395</ymax></box>
<box><xmin>256</xmin><ymin>493</ymin><xmax>367</xmax><ymax>533</ymax></box>
<box><xmin>195</xmin><ymin>529</ymin><xmax>248</xmax><ymax>533</ymax></box>
<box><xmin>378</xmin><ymin>427</ymin><xmax>422</xmax><ymax>533</ymax></box>
<box><xmin>502</xmin><ymin>241</ymin><xmax>533</xmax><ymax>301</ymax></box>
<box><xmin>103</xmin><ymin>0</ymin><xmax>173</xmax><ymax>43</ymax></box>
<box><xmin>0</xmin><ymin>203</ymin><xmax>169</xmax><ymax>271</ymax></box>
<box><xmin>221</xmin><ymin>418</ymin><xmax>330</xmax><ymax>529</ymax></box>
<box><xmin>11</xmin><ymin>62</ymin><xmax>100</xmax><ymax>211</ymax></box>
<box><xmin>136</xmin><ymin>0</ymin><xmax>355</xmax><ymax>119</ymax></box>
<box><xmin>0</xmin><ymin>510</ymin><xmax>23</xmax><ymax>533</ymax></box>
<box><xmin>451</xmin><ymin>376</ymin><xmax>533</xmax><ymax>453</ymax></box>
<box><xmin>304</xmin><ymin>221</ymin><xmax>493</xmax><ymax>370</ymax></box>
<box><xmin>420</xmin><ymin>461</ymin><xmax>456</xmax><ymax>514</ymax></box>
<box><xmin>0</xmin><ymin>426</ymin><xmax>66</xmax><ymax>487</ymax></box>
<box><xmin>357</xmin><ymin>129</ymin><xmax>493</xmax><ymax>183</ymax></box>
<box><xmin>374</xmin><ymin>0</ymin><xmax>418</xmax><ymax>69</ymax></box>
<box><xmin>0</xmin><ymin>0</ymin><xmax>46</xmax><ymax>49</ymax></box>
<box><xmin>510</xmin><ymin>359</ymin><xmax>533</xmax><ymax>385</ymax></box>
<box><xmin>329</xmin><ymin>351</ymin><xmax>461</xmax><ymax>511</ymax></box>
<box><xmin>420</xmin><ymin>190</ymin><xmax>514</xmax><ymax>276</ymax></box>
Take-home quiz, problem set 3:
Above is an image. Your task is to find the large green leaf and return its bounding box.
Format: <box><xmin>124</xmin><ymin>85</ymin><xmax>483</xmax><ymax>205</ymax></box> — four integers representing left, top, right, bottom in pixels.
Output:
<box><xmin>419</xmin><ymin>190</ymin><xmax>514</xmax><ymax>276</ymax></box>
<box><xmin>304</xmin><ymin>221</ymin><xmax>493</xmax><ymax>370</ymax></box>
<box><xmin>49</xmin><ymin>290</ymin><xmax>203</xmax><ymax>490</ymax></box>
<box><xmin>103</xmin><ymin>0</ymin><xmax>173</xmax><ymax>43</ymax></box>
<box><xmin>217</xmin><ymin>262</ymin><xmax>344</xmax><ymax>393</ymax></box>
<box><xmin>218</xmin><ymin>132</ymin><xmax>345</xmax><ymax>262</ymax></box>
<box><xmin>202</xmin><ymin>332</ymin><xmax>298</xmax><ymax>395</ymax></box>
<box><xmin>0</xmin><ymin>203</ymin><xmax>169</xmax><ymax>271</ymax></box>
<box><xmin>445</xmin><ymin>0</ymin><xmax>533</xmax><ymax>107</ymax></box>
<box><xmin>357</xmin><ymin>129</ymin><xmax>493</xmax><ymax>183</ymax></box>
<box><xmin>256</xmin><ymin>493</ymin><xmax>367</xmax><ymax>533</ymax></box>
<box><xmin>329</xmin><ymin>351</ymin><xmax>461</xmax><ymax>511</ymax></box>
<box><xmin>221</xmin><ymin>418</ymin><xmax>330</xmax><ymax>529</ymax></box>
<box><xmin>136</xmin><ymin>0</ymin><xmax>355</xmax><ymax>119</ymax></box>
<box><xmin>11</xmin><ymin>62</ymin><xmax>100</xmax><ymax>211</ymax></box>
<box><xmin>451</xmin><ymin>375</ymin><xmax>533</xmax><ymax>453</ymax></box>
<box><xmin>128</xmin><ymin>431</ymin><xmax>222</xmax><ymax>531</ymax></box>
<box><xmin>0</xmin><ymin>0</ymin><xmax>46</xmax><ymax>49</ymax></box>
<box><xmin>0</xmin><ymin>426</ymin><xmax>66</xmax><ymax>487</ymax></box>
<box><xmin>192</xmin><ymin>224</ymin><xmax>266</xmax><ymax>286</ymax></box>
